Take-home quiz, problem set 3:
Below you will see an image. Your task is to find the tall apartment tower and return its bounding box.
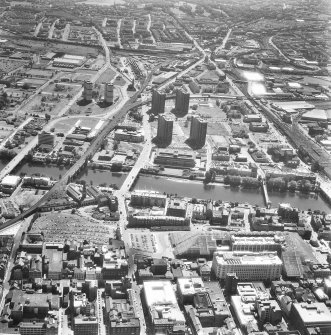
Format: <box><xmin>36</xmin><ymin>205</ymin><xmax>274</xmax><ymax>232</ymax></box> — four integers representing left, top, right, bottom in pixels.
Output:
<box><xmin>190</xmin><ymin>116</ymin><xmax>207</xmax><ymax>147</ymax></box>
<box><xmin>151</xmin><ymin>90</ymin><xmax>166</xmax><ymax>114</ymax></box>
<box><xmin>175</xmin><ymin>89</ymin><xmax>190</xmax><ymax>114</ymax></box>
<box><xmin>104</xmin><ymin>83</ymin><xmax>114</xmax><ymax>104</ymax></box>
<box><xmin>83</xmin><ymin>80</ymin><xmax>93</xmax><ymax>101</ymax></box>
<box><xmin>157</xmin><ymin>114</ymin><xmax>173</xmax><ymax>144</ymax></box>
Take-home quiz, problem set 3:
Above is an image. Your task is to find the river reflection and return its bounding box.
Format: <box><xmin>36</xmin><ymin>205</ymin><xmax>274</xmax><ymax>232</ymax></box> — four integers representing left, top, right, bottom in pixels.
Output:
<box><xmin>134</xmin><ymin>175</ymin><xmax>331</xmax><ymax>212</ymax></box>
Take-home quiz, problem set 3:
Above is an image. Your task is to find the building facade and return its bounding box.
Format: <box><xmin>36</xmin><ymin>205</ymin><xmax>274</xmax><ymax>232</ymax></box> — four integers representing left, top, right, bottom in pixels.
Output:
<box><xmin>190</xmin><ymin>116</ymin><xmax>207</xmax><ymax>147</ymax></box>
<box><xmin>175</xmin><ymin>89</ymin><xmax>190</xmax><ymax>114</ymax></box>
<box><xmin>157</xmin><ymin>114</ymin><xmax>173</xmax><ymax>144</ymax></box>
<box><xmin>38</xmin><ymin>132</ymin><xmax>55</xmax><ymax>147</ymax></box>
<box><xmin>151</xmin><ymin>90</ymin><xmax>166</xmax><ymax>114</ymax></box>
<box><xmin>83</xmin><ymin>81</ymin><xmax>93</xmax><ymax>101</ymax></box>
<box><xmin>104</xmin><ymin>83</ymin><xmax>114</xmax><ymax>104</ymax></box>
<box><xmin>212</xmin><ymin>252</ymin><xmax>282</xmax><ymax>281</ymax></box>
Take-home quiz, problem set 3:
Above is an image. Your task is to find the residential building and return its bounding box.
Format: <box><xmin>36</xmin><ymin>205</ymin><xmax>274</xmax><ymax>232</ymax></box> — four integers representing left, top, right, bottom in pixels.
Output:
<box><xmin>190</xmin><ymin>116</ymin><xmax>207</xmax><ymax>147</ymax></box>
<box><xmin>83</xmin><ymin>81</ymin><xmax>93</xmax><ymax>101</ymax></box>
<box><xmin>130</xmin><ymin>191</ymin><xmax>167</xmax><ymax>207</ymax></box>
<box><xmin>175</xmin><ymin>89</ymin><xmax>190</xmax><ymax>114</ymax></box>
<box><xmin>151</xmin><ymin>90</ymin><xmax>166</xmax><ymax>114</ymax></box>
<box><xmin>104</xmin><ymin>83</ymin><xmax>114</xmax><ymax>104</ymax></box>
<box><xmin>157</xmin><ymin>114</ymin><xmax>173</xmax><ymax>144</ymax></box>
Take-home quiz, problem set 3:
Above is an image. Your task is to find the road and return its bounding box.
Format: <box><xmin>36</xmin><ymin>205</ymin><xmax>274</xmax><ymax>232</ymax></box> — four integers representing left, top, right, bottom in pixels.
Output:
<box><xmin>117</xmin><ymin>19</ymin><xmax>122</xmax><ymax>48</ymax></box>
<box><xmin>0</xmin><ymin>117</ymin><xmax>33</xmax><ymax>152</ymax></box>
<box><xmin>62</xmin><ymin>24</ymin><xmax>70</xmax><ymax>41</ymax></box>
<box><xmin>48</xmin><ymin>19</ymin><xmax>58</xmax><ymax>39</ymax></box>
<box><xmin>268</xmin><ymin>35</ymin><xmax>290</xmax><ymax>61</ymax></box>
<box><xmin>147</xmin><ymin>14</ymin><xmax>156</xmax><ymax>44</ymax></box>
<box><xmin>214</xmin><ymin>28</ymin><xmax>232</xmax><ymax>55</ymax></box>
<box><xmin>34</xmin><ymin>22</ymin><xmax>43</xmax><ymax>37</ymax></box>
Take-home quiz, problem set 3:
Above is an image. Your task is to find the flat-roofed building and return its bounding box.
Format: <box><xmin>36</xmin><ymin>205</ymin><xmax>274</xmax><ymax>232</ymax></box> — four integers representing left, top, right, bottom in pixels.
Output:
<box><xmin>143</xmin><ymin>280</ymin><xmax>186</xmax><ymax>334</ymax></box>
<box><xmin>83</xmin><ymin>80</ymin><xmax>93</xmax><ymax>101</ymax></box>
<box><xmin>104</xmin><ymin>83</ymin><xmax>114</xmax><ymax>104</ymax></box>
<box><xmin>154</xmin><ymin>149</ymin><xmax>195</xmax><ymax>168</ymax></box>
<box><xmin>128</xmin><ymin>215</ymin><xmax>190</xmax><ymax>230</ymax></box>
<box><xmin>131</xmin><ymin>190</ymin><xmax>167</xmax><ymax>207</ymax></box>
<box><xmin>177</xmin><ymin>277</ymin><xmax>205</xmax><ymax>304</ymax></box>
<box><xmin>230</xmin><ymin>235</ymin><xmax>282</xmax><ymax>254</ymax></box>
<box><xmin>74</xmin><ymin>316</ymin><xmax>98</xmax><ymax>335</ymax></box>
<box><xmin>114</xmin><ymin>129</ymin><xmax>144</xmax><ymax>143</ymax></box>
<box><xmin>19</xmin><ymin>322</ymin><xmax>46</xmax><ymax>335</ymax></box>
<box><xmin>212</xmin><ymin>252</ymin><xmax>282</xmax><ymax>281</ymax></box>
<box><xmin>291</xmin><ymin>302</ymin><xmax>331</xmax><ymax>335</ymax></box>
<box><xmin>167</xmin><ymin>198</ymin><xmax>187</xmax><ymax>218</ymax></box>
<box><xmin>157</xmin><ymin>114</ymin><xmax>173</xmax><ymax>144</ymax></box>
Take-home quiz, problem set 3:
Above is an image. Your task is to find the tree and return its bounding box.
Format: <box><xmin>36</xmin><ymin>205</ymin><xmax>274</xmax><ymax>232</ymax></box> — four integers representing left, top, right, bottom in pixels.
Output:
<box><xmin>191</xmin><ymin>198</ymin><xmax>198</xmax><ymax>204</ymax></box>
<box><xmin>22</xmin><ymin>83</ymin><xmax>30</xmax><ymax>90</ymax></box>
<box><xmin>204</xmin><ymin>171</ymin><xmax>213</xmax><ymax>184</ymax></box>
<box><xmin>288</xmin><ymin>180</ymin><xmax>297</xmax><ymax>192</ymax></box>
<box><xmin>301</xmin><ymin>180</ymin><xmax>312</xmax><ymax>193</ymax></box>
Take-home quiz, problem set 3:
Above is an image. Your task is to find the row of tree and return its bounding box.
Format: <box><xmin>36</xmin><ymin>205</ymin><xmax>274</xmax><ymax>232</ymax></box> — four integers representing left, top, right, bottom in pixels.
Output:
<box><xmin>224</xmin><ymin>175</ymin><xmax>260</xmax><ymax>189</ymax></box>
<box><xmin>267</xmin><ymin>177</ymin><xmax>315</xmax><ymax>193</ymax></box>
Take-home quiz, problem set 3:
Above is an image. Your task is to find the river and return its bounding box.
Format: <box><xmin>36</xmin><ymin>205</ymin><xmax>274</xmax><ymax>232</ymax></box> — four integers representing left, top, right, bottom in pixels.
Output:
<box><xmin>12</xmin><ymin>162</ymin><xmax>128</xmax><ymax>188</ymax></box>
<box><xmin>133</xmin><ymin>175</ymin><xmax>331</xmax><ymax>212</ymax></box>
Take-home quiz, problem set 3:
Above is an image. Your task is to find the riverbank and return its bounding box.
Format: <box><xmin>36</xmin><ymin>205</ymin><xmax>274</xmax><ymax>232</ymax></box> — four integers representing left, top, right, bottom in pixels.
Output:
<box><xmin>133</xmin><ymin>174</ymin><xmax>331</xmax><ymax>212</ymax></box>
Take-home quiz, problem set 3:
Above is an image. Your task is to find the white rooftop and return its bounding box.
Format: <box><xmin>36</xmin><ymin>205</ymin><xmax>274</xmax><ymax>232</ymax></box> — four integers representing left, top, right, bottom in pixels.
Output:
<box><xmin>1</xmin><ymin>175</ymin><xmax>21</xmax><ymax>187</ymax></box>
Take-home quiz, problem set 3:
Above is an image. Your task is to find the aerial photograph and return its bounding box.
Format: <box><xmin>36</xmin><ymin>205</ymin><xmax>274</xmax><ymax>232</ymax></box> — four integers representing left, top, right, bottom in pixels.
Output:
<box><xmin>0</xmin><ymin>0</ymin><xmax>329</xmax><ymax>334</ymax></box>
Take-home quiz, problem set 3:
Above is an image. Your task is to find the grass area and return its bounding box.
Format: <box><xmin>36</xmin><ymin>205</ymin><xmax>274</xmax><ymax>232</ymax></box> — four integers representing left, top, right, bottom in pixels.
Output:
<box><xmin>14</xmin><ymin>189</ymin><xmax>44</xmax><ymax>207</ymax></box>
<box><xmin>53</xmin><ymin>116</ymin><xmax>100</xmax><ymax>134</ymax></box>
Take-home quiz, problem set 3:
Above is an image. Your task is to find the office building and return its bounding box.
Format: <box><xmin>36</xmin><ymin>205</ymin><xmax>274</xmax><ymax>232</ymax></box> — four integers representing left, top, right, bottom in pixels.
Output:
<box><xmin>175</xmin><ymin>89</ymin><xmax>190</xmax><ymax>114</ymax></box>
<box><xmin>151</xmin><ymin>90</ymin><xmax>166</xmax><ymax>114</ymax></box>
<box><xmin>38</xmin><ymin>132</ymin><xmax>55</xmax><ymax>147</ymax></box>
<box><xmin>190</xmin><ymin>116</ymin><xmax>207</xmax><ymax>147</ymax></box>
<box><xmin>177</xmin><ymin>277</ymin><xmax>206</xmax><ymax>304</ymax></box>
<box><xmin>212</xmin><ymin>252</ymin><xmax>282</xmax><ymax>281</ymax></box>
<box><xmin>104</xmin><ymin>83</ymin><xmax>114</xmax><ymax>104</ymax></box>
<box><xmin>83</xmin><ymin>81</ymin><xmax>93</xmax><ymax>101</ymax></box>
<box><xmin>143</xmin><ymin>281</ymin><xmax>186</xmax><ymax>334</ymax></box>
<box><xmin>255</xmin><ymin>299</ymin><xmax>282</xmax><ymax>325</ymax></box>
<box><xmin>157</xmin><ymin>114</ymin><xmax>173</xmax><ymax>144</ymax></box>
<box><xmin>74</xmin><ymin>316</ymin><xmax>98</xmax><ymax>335</ymax></box>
